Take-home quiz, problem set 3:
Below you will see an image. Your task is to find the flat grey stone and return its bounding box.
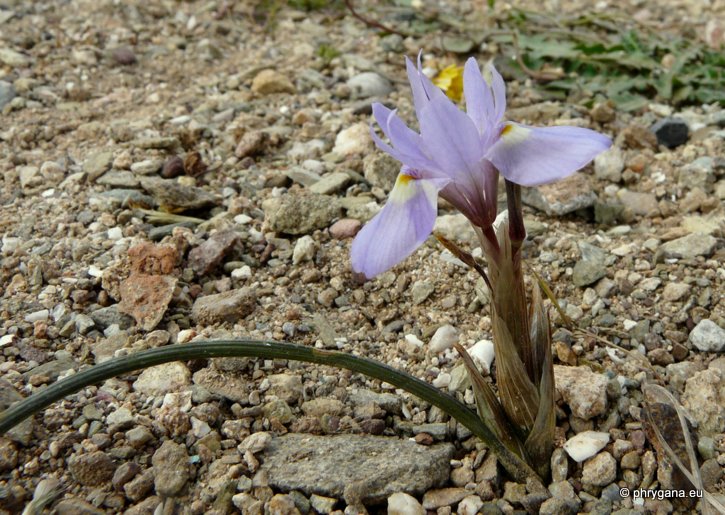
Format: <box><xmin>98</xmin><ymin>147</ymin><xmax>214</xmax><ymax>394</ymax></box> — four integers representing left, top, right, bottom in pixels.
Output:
<box><xmin>0</xmin><ymin>80</ymin><xmax>16</xmax><ymax>109</ymax></box>
<box><xmin>346</xmin><ymin>72</ymin><xmax>393</xmax><ymax>99</ymax></box>
<box><xmin>690</xmin><ymin>320</ymin><xmax>725</xmax><ymax>353</ymax></box>
<box><xmin>260</xmin><ymin>433</ymin><xmax>453</xmax><ymax>503</ymax></box>
<box><xmin>309</xmin><ymin>172</ymin><xmax>351</xmax><ymax>195</ymax></box>
<box><xmin>522</xmin><ymin>174</ymin><xmax>596</xmax><ymax>216</ymax></box>
<box><xmin>263</xmin><ymin>194</ymin><xmax>341</xmax><ymax>235</ymax></box>
<box><xmin>659</xmin><ymin>233</ymin><xmax>717</xmax><ymax>260</ymax></box>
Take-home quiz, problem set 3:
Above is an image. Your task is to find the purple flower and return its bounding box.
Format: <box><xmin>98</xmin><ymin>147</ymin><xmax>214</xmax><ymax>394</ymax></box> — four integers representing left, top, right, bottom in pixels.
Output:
<box><xmin>351</xmin><ymin>55</ymin><xmax>611</xmax><ymax>279</ymax></box>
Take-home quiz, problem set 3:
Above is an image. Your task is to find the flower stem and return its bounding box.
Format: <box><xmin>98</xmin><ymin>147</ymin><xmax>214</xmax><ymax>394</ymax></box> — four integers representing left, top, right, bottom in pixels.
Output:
<box><xmin>505</xmin><ymin>179</ymin><xmax>526</xmax><ymax>260</ymax></box>
<box><xmin>0</xmin><ymin>340</ymin><xmax>540</xmax><ymax>483</ymax></box>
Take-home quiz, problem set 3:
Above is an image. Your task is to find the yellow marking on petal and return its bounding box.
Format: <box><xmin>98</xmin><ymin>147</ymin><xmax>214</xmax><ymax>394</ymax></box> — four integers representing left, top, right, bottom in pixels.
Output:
<box><xmin>499</xmin><ymin>123</ymin><xmax>531</xmax><ymax>145</ymax></box>
<box><xmin>432</xmin><ymin>64</ymin><xmax>464</xmax><ymax>102</ymax></box>
<box><xmin>390</xmin><ymin>173</ymin><xmax>418</xmax><ymax>203</ymax></box>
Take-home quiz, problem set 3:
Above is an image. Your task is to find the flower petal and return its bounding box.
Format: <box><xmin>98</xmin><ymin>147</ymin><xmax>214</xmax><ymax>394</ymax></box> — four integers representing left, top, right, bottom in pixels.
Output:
<box><xmin>463</xmin><ymin>58</ymin><xmax>495</xmax><ymax>134</ymax></box>
<box><xmin>351</xmin><ymin>173</ymin><xmax>448</xmax><ymax>279</ymax></box>
<box><xmin>419</xmin><ymin>94</ymin><xmax>485</xmax><ymax>180</ymax></box>
<box><xmin>487</xmin><ymin>123</ymin><xmax>612</xmax><ymax>186</ymax></box>
<box><xmin>406</xmin><ymin>54</ymin><xmax>449</xmax><ymax>121</ymax></box>
<box><xmin>485</xmin><ymin>63</ymin><xmax>507</xmax><ymax>124</ymax></box>
<box><xmin>371</xmin><ymin>103</ymin><xmax>441</xmax><ymax>174</ymax></box>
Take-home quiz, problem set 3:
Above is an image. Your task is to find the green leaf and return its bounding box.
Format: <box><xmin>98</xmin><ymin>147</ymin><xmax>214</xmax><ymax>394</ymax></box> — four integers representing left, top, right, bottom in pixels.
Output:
<box><xmin>610</xmin><ymin>92</ymin><xmax>649</xmax><ymax>111</ymax></box>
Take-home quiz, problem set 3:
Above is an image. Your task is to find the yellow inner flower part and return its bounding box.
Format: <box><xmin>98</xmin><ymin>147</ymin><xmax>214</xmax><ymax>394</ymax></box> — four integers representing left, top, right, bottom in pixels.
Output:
<box><xmin>433</xmin><ymin>64</ymin><xmax>464</xmax><ymax>102</ymax></box>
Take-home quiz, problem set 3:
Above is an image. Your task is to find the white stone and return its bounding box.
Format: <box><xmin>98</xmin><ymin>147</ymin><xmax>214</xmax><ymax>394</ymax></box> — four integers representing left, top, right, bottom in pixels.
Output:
<box><xmin>107</xmin><ymin>227</ymin><xmax>123</xmax><ymax>240</ymax></box>
<box><xmin>292</xmin><ymin>235</ymin><xmax>317</xmax><ymax>264</ymax></box>
<box><xmin>467</xmin><ymin>339</ymin><xmax>495</xmax><ymax>374</ymax></box>
<box><xmin>563</xmin><ymin>430</ymin><xmax>610</xmax><ymax>462</ymax></box>
<box><xmin>0</xmin><ymin>334</ymin><xmax>15</xmax><ymax>347</ymax></box>
<box><xmin>690</xmin><ymin>320</ymin><xmax>725</xmax><ymax>353</ymax></box>
<box><xmin>332</xmin><ymin>122</ymin><xmax>372</xmax><ymax>156</ymax></box>
<box><xmin>239</xmin><ymin>432</ymin><xmax>272</xmax><ymax>454</ymax></box>
<box><xmin>133</xmin><ymin>362</ymin><xmax>191</xmax><ymax>396</ymax></box>
<box><xmin>387</xmin><ymin>492</ymin><xmax>425</xmax><ymax>515</ymax></box>
<box><xmin>231</xmin><ymin>265</ymin><xmax>252</xmax><ymax>280</ymax></box>
<box><xmin>24</xmin><ymin>309</ymin><xmax>49</xmax><ymax>323</ymax></box>
<box><xmin>190</xmin><ymin>417</ymin><xmax>211</xmax><ymax>438</ymax></box>
<box><xmin>432</xmin><ymin>372</ymin><xmax>451</xmax><ymax>388</ymax></box>
<box><xmin>429</xmin><ymin>325</ymin><xmax>458</xmax><ymax>353</ymax></box>
<box><xmin>623</xmin><ymin>320</ymin><xmax>637</xmax><ymax>331</ymax></box>
<box><xmin>2</xmin><ymin>236</ymin><xmax>21</xmax><ymax>254</ymax></box>
<box><xmin>458</xmin><ymin>495</ymin><xmax>484</xmax><ymax>515</ymax></box>
<box><xmin>234</xmin><ymin>214</ymin><xmax>252</xmax><ymax>225</ymax></box>
<box><xmin>177</xmin><ymin>329</ymin><xmax>196</xmax><ymax>344</ymax></box>
<box><xmin>404</xmin><ymin>334</ymin><xmax>424</xmax><ymax>348</ymax></box>
<box><xmin>594</xmin><ymin>147</ymin><xmax>624</xmax><ymax>182</ymax></box>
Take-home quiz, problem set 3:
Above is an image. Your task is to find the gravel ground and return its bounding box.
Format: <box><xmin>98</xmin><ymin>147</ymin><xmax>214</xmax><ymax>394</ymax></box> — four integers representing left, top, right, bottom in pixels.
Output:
<box><xmin>0</xmin><ymin>0</ymin><xmax>724</xmax><ymax>514</ymax></box>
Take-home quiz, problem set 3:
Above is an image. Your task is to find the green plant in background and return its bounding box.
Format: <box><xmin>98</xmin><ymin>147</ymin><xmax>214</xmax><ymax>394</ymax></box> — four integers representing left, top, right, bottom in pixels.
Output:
<box><xmin>500</xmin><ymin>11</ymin><xmax>725</xmax><ymax>110</ymax></box>
<box><xmin>316</xmin><ymin>43</ymin><xmax>342</xmax><ymax>66</ymax></box>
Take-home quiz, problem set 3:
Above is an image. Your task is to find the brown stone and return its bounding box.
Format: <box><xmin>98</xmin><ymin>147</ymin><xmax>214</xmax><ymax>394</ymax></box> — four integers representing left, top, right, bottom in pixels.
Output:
<box><xmin>118</xmin><ymin>273</ymin><xmax>177</xmax><ymax>331</ymax></box>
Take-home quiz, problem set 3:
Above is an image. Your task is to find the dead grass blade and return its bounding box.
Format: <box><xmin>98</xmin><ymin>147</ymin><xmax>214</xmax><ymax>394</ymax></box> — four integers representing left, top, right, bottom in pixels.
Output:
<box><xmin>454</xmin><ymin>343</ymin><xmax>528</xmax><ymax>459</ymax></box>
<box><xmin>643</xmin><ymin>384</ymin><xmax>725</xmax><ymax>515</ymax></box>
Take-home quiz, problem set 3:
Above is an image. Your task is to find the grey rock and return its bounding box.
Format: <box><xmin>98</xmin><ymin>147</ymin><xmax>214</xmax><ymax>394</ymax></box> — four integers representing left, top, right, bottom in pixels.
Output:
<box><xmin>191</xmin><ymin>287</ymin><xmax>256</xmax><ymax>325</ymax></box>
<box><xmin>192</xmin><ymin>367</ymin><xmax>249</xmax><ymax>403</ymax></box>
<box><xmin>287</xmin><ymin>139</ymin><xmax>329</xmax><ymax>161</ymax></box>
<box><xmin>581</xmin><ymin>452</ymin><xmax>617</xmax><ymax>487</ymax></box>
<box><xmin>267</xmin><ymin>373</ymin><xmax>303</xmax><ymax>404</ymax></box>
<box><xmin>554</xmin><ymin>365</ymin><xmax>608</xmax><ymax>420</ymax></box>
<box><xmin>422</xmin><ymin>488</ymin><xmax>469</xmax><ymax>509</ymax></box>
<box><xmin>309</xmin><ymin>172</ymin><xmax>351</xmax><ymax>195</ymax></box>
<box><xmin>594</xmin><ymin>147</ymin><xmax>624</xmax><ymax>182</ymax></box>
<box><xmin>679</xmin><ymin>157</ymin><xmax>715</xmax><ymax>190</ymax></box>
<box><xmin>285</xmin><ymin>167</ymin><xmax>321</xmax><ymax>187</ymax></box>
<box><xmin>152</xmin><ymin>440</ymin><xmax>189</xmax><ymax>496</ymax></box>
<box><xmin>682</xmin><ymin>368</ymin><xmax>725</xmax><ymax>436</ymax></box>
<box><xmin>0</xmin><ymin>80</ymin><xmax>16</xmax><ymax>109</ymax></box>
<box><xmin>659</xmin><ymin>233</ymin><xmax>717</xmax><ymax>260</ymax></box>
<box><xmin>387</xmin><ymin>492</ymin><xmax>425</xmax><ymax>515</ymax></box>
<box><xmin>347</xmin><ymin>72</ymin><xmax>393</xmax><ymax>99</ymax></box>
<box><xmin>0</xmin><ymin>47</ymin><xmax>30</xmax><ymax>67</ymax></box>
<box><xmin>263</xmin><ymin>194</ymin><xmax>342</xmax><ymax>235</ymax></box>
<box><xmin>260</xmin><ymin>433</ymin><xmax>453</xmax><ymax>503</ymax></box>
<box><xmin>90</xmin><ymin>306</ymin><xmax>134</xmax><ymax>329</ymax></box>
<box><xmin>18</xmin><ymin>166</ymin><xmax>41</xmax><ymax>190</ymax></box>
<box><xmin>84</xmin><ymin>150</ymin><xmax>114</xmax><ymax>182</ymax></box>
<box><xmin>690</xmin><ymin>319</ymin><xmax>725</xmax><ymax>352</ymax></box>
<box><xmin>188</xmin><ymin>230</ymin><xmax>240</xmax><ymax>275</ymax></box>
<box><xmin>348</xmin><ymin>389</ymin><xmax>401</xmax><ymax>414</ymax></box>
<box><xmin>573</xmin><ymin>242</ymin><xmax>607</xmax><ymax>287</ymax></box>
<box><xmin>522</xmin><ymin>174</ymin><xmax>596</xmax><ymax>215</ymax></box>
<box><xmin>140</xmin><ymin>176</ymin><xmax>218</xmax><ymax>212</ymax></box>
<box><xmin>616</xmin><ymin>189</ymin><xmax>659</xmax><ymax>217</ymax></box>
<box><xmin>433</xmin><ymin>214</ymin><xmax>477</xmax><ymax>243</ymax></box>
<box><xmin>74</xmin><ymin>314</ymin><xmax>95</xmax><ymax>334</ymax></box>
<box><xmin>411</xmin><ymin>281</ymin><xmax>435</xmax><ymax>305</ymax></box>
<box><xmin>23</xmin><ymin>358</ymin><xmax>75</xmax><ymax>381</ymax></box>
<box><xmin>263</xmin><ymin>399</ymin><xmax>295</xmax><ymax>424</ymax></box>
<box><xmin>0</xmin><ymin>380</ymin><xmax>33</xmax><ymax>445</ymax></box>
<box><xmin>96</xmin><ymin>189</ymin><xmax>156</xmax><ymax>209</ymax></box>
<box><xmin>363</xmin><ymin>152</ymin><xmax>399</xmax><ymax>190</ymax></box>
<box><xmin>55</xmin><ymin>499</ymin><xmax>106</xmax><ymax>515</ymax></box>
<box><xmin>539</xmin><ymin>497</ymin><xmax>578</xmax><ymax>515</ymax></box>
<box><xmin>96</xmin><ymin>170</ymin><xmax>139</xmax><ymax>188</ymax></box>
<box><xmin>573</xmin><ymin>260</ymin><xmax>606</xmax><ymax>287</ymax></box>
<box><xmin>133</xmin><ymin>362</ymin><xmax>191</xmax><ymax>396</ymax></box>
<box><xmin>651</xmin><ymin>117</ymin><xmax>689</xmax><ymax>148</ymax></box>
